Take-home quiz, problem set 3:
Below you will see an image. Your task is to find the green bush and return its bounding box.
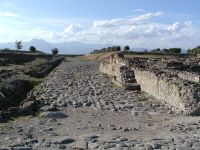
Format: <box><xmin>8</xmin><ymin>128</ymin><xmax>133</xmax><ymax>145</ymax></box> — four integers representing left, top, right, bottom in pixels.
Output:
<box><xmin>29</xmin><ymin>46</ymin><xmax>36</xmax><ymax>53</ymax></box>
<box><xmin>187</xmin><ymin>46</ymin><xmax>200</xmax><ymax>54</ymax></box>
<box><xmin>151</xmin><ymin>48</ymin><xmax>181</xmax><ymax>54</ymax></box>
<box><xmin>15</xmin><ymin>40</ymin><xmax>23</xmax><ymax>50</ymax></box>
<box><xmin>52</xmin><ymin>48</ymin><xmax>59</xmax><ymax>55</ymax></box>
<box><xmin>124</xmin><ymin>45</ymin><xmax>130</xmax><ymax>51</ymax></box>
<box><xmin>92</xmin><ymin>46</ymin><xmax>121</xmax><ymax>54</ymax></box>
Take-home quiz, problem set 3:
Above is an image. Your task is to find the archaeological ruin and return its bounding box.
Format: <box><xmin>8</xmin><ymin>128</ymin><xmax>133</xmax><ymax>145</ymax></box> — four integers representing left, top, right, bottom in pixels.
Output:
<box><xmin>99</xmin><ymin>53</ymin><xmax>200</xmax><ymax>115</ymax></box>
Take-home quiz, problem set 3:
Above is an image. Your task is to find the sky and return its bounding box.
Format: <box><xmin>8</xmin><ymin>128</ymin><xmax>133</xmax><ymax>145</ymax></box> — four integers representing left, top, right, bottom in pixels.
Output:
<box><xmin>0</xmin><ymin>0</ymin><xmax>200</xmax><ymax>49</ymax></box>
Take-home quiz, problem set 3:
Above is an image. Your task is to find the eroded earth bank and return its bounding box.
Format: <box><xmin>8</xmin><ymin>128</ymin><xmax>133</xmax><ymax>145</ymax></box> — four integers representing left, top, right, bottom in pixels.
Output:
<box><xmin>1</xmin><ymin>59</ymin><xmax>200</xmax><ymax>150</ymax></box>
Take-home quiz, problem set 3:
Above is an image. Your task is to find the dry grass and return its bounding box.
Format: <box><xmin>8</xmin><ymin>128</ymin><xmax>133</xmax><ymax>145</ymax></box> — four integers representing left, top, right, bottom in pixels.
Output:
<box><xmin>76</xmin><ymin>52</ymin><xmax>117</xmax><ymax>61</ymax></box>
<box><xmin>77</xmin><ymin>52</ymin><xmax>171</xmax><ymax>62</ymax></box>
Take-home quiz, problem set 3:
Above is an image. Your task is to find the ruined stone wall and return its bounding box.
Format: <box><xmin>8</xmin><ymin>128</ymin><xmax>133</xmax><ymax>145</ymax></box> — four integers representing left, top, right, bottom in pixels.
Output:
<box><xmin>99</xmin><ymin>53</ymin><xmax>200</xmax><ymax>115</ymax></box>
<box><xmin>99</xmin><ymin>53</ymin><xmax>126</xmax><ymax>83</ymax></box>
<box><xmin>177</xmin><ymin>72</ymin><xmax>200</xmax><ymax>83</ymax></box>
<box><xmin>133</xmin><ymin>68</ymin><xmax>200</xmax><ymax>114</ymax></box>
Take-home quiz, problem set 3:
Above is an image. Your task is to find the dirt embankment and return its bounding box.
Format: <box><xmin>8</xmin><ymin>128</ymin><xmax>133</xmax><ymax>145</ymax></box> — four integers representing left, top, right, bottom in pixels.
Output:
<box><xmin>0</xmin><ymin>53</ymin><xmax>65</xmax><ymax>119</ymax></box>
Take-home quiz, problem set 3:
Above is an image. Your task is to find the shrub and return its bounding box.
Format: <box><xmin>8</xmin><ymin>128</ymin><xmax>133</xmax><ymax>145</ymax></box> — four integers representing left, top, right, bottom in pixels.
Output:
<box><xmin>124</xmin><ymin>45</ymin><xmax>130</xmax><ymax>51</ymax></box>
<box><xmin>168</xmin><ymin>48</ymin><xmax>181</xmax><ymax>53</ymax></box>
<box><xmin>52</xmin><ymin>48</ymin><xmax>59</xmax><ymax>55</ymax></box>
<box><xmin>29</xmin><ymin>46</ymin><xmax>36</xmax><ymax>53</ymax></box>
<box><xmin>187</xmin><ymin>46</ymin><xmax>200</xmax><ymax>54</ymax></box>
<box><xmin>15</xmin><ymin>40</ymin><xmax>23</xmax><ymax>50</ymax></box>
<box><xmin>91</xmin><ymin>46</ymin><xmax>121</xmax><ymax>54</ymax></box>
<box><xmin>151</xmin><ymin>48</ymin><xmax>161</xmax><ymax>53</ymax></box>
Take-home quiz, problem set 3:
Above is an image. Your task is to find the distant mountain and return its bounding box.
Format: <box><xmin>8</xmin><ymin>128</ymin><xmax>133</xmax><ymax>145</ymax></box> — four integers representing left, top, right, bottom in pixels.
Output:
<box><xmin>0</xmin><ymin>38</ymin><xmax>151</xmax><ymax>54</ymax></box>
<box><xmin>0</xmin><ymin>38</ymin><xmax>187</xmax><ymax>54</ymax></box>
<box><xmin>0</xmin><ymin>38</ymin><xmax>109</xmax><ymax>54</ymax></box>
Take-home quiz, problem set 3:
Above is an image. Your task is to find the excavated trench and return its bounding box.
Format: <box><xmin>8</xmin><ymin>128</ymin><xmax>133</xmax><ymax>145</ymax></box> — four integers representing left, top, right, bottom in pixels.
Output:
<box><xmin>0</xmin><ymin>80</ymin><xmax>33</xmax><ymax>111</ymax></box>
<box><xmin>99</xmin><ymin>53</ymin><xmax>200</xmax><ymax>115</ymax></box>
<box><xmin>0</xmin><ymin>57</ymin><xmax>65</xmax><ymax>120</ymax></box>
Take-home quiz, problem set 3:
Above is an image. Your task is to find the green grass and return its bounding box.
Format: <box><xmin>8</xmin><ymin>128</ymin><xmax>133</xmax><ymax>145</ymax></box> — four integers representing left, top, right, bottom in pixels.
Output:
<box><xmin>0</xmin><ymin>122</ymin><xmax>13</xmax><ymax>133</ymax></box>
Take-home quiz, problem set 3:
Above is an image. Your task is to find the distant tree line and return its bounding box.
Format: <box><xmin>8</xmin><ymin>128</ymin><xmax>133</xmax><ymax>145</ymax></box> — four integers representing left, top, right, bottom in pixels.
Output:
<box><xmin>150</xmin><ymin>48</ymin><xmax>181</xmax><ymax>54</ymax></box>
<box><xmin>187</xmin><ymin>46</ymin><xmax>200</xmax><ymax>54</ymax></box>
<box><xmin>92</xmin><ymin>46</ymin><xmax>121</xmax><ymax>54</ymax></box>
<box><xmin>13</xmin><ymin>40</ymin><xmax>59</xmax><ymax>55</ymax></box>
<box><xmin>91</xmin><ymin>45</ymin><xmax>132</xmax><ymax>54</ymax></box>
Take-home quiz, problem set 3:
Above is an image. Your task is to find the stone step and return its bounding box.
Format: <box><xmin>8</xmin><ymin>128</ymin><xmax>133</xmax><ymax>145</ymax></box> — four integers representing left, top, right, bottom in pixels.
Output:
<box><xmin>124</xmin><ymin>83</ymin><xmax>141</xmax><ymax>91</ymax></box>
<box><xmin>121</xmin><ymin>70</ymin><xmax>135</xmax><ymax>78</ymax></box>
<box><xmin>123</xmin><ymin>78</ymin><xmax>137</xmax><ymax>83</ymax></box>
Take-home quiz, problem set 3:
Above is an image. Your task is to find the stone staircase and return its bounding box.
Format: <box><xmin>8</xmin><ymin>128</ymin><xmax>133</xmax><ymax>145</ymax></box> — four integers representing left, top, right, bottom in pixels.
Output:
<box><xmin>112</xmin><ymin>66</ymin><xmax>141</xmax><ymax>91</ymax></box>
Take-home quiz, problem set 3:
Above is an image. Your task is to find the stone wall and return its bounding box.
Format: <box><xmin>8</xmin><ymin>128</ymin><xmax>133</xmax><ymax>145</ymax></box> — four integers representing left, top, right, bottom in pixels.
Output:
<box><xmin>99</xmin><ymin>53</ymin><xmax>200</xmax><ymax>115</ymax></box>
<box><xmin>133</xmin><ymin>68</ymin><xmax>200</xmax><ymax>114</ymax></box>
<box><xmin>177</xmin><ymin>72</ymin><xmax>200</xmax><ymax>83</ymax></box>
<box><xmin>99</xmin><ymin>53</ymin><xmax>125</xmax><ymax>81</ymax></box>
<box><xmin>99</xmin><ymin>54</ymin><xmax>140</xmax><ymax>91</ymax></box>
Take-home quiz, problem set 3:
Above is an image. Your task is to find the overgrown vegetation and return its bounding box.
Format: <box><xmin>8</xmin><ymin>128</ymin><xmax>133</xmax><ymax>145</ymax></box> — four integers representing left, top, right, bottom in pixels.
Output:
<box><xmin>187</xmin><ymin>46</ymin><xmax>200</xmax><ymax>54</ymax></box>
<box><xmin>150</xmin><ymin>48</ymin><xmax>181</xmax><ymax>54</ymax></box>
<box><xmin>91</xmin><ymin>46</ymin><xmax>121</xmax><ymax>54</ymax></box>
<box><xmin>15</xmin><ymin>40</ymin><xmax>23</xmax><ymax>50</ymax></box>
<box><xmin>0</xmin><ymin>50</ymin><xmax>65</xmax><ymax>112</ymax></box>
<box><xmin>52</xmin><ymin>48</ymin><xmax>59</xmax><ymax>55</ymax></box>
<box><xmin>91</xmin><ymin>45</ymin><xmax>183</xmax><ymax>55</ymax></box>
<box><xmin>23</xmin><ymin>57</ymin><xmax>64</xmax><ymax>78</ymax></box>
<box><xmin>124</xmin><ymin>45</ymin><xmax>130</xmax><ymax>51</ymax></box>
<box><xmin>29</xmin><ymin>46</ymin><xmax>36</xmax><ymax>53</ymax></box>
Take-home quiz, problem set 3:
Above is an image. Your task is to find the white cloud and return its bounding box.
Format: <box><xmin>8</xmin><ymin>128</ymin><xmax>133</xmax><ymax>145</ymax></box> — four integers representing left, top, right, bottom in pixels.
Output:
<box><xmin>0</xmin><ymin>12</ymin><xmax>18</xmax><ymax>17</ymax></box>
<box><xmin>130</xmin><ymin>12</ymin><xmax>163</xmax><ymax>22</ymax></box>
<box><xmin>63</xmin><ymin>24</ymin><xmax>81</xmax><ymax>34</ymax></box>
<box><xmin>132</xmin><ymin>9</ymin><xmax>145</xmax><ymax>12</ymax></box>
<box><xmin>167</xmin><ymin>22</ymin><xmax>182</xmax><ymax>31</ymax></box>
<box><xmin>93</xmin><ymin>12</ymin><xmax>163</xmax><ymax>29</ymax></box>
<box><xmin>0</xmin><ymin>11</ymin><xmax>200</xmax><ymax>49</ymax></box>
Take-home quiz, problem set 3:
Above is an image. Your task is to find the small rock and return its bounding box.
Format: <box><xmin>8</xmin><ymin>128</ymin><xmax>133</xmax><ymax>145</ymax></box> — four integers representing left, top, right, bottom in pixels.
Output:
<box><xmin>116</xmin><ymin>137</ymin><xmax>128</xmax><ymax>142</ymax></box>
<box><xmin>26</xmin><ymin>139</ymin><xmax>38</xmax><ymax>144</ymax></box>
<box><xmin>42</xmin><ymin>141</ymin><xmax>51</xmax><ymax>147</ymax></box>
<box><xmin>10</xmin><ymin>147</ymin><xmax>32</xmax><ymax>150</ymax></box>
<box><xmin>151</xmin><ymin>141</ymin><xmax>161</xmax><ymax>149</ymax></box>
<box><xmin>57</xmin><ymin>144</ymin><xmax>66</xmax><ymax>149</ymax></box>
<box><xmin>42</xmin><ymin>127</ymin><xmax>54</xmax><ymax>132</ymax></box>
<box><xmin>21</xmin><ymin>101</ymin><xmax>37</xmax><ymax>111</ymax></box>
<box><xmin>56</xmin><ymin>136</ymin><xmax>75</xmax><ymax>144</ymax></box>
<box><xmin>73</xmin><ymin>140</ymin><xmax>88</xmax><ymax>149</ymax></box>
<box><xmin>40</xmin><ymin>111</ymin><xmax>67</xmax><ymax>118</ymax></box>
<box><xmin>88</xmin><ymin>143</ymin><xmax>99</xmax><ymax>149</ymax></box>
<box><xmin>145</xmin><ymin>144</ymin><xmax>154</xmax><ymax>150</ymax></box>
<box><xmin>40</xmin><ymin>105</ymin><xmax>59</xmax><ymax>112</ymax></box>
<box><xmin>192</xmin><ymin>142</ymin><xmax>200</xmax><ymax>148</ymax></box>
<box><xmin>123</xmin><ymin>127</ymin><xmax>130</xmax><ymax>132</ymax></box>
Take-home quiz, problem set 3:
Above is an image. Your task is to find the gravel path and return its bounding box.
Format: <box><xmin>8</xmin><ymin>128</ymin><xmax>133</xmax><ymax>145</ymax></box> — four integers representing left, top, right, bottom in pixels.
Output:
<box><xmin>1</xmin><ymin>60</ymin><xmax>200</xmax><ymax>150</ymax></box>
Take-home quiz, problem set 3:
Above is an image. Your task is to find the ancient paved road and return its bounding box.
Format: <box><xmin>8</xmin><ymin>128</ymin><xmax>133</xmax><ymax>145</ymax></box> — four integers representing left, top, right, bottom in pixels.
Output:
<box><xmin>1</xmin><ymin>60</ymin><xmax>200</xmax><ymax>150</ymax></box>
<box><xmin>36</xmin><ymin>61</ymin><xmax>171</xmax><ymax>113</ymax></box>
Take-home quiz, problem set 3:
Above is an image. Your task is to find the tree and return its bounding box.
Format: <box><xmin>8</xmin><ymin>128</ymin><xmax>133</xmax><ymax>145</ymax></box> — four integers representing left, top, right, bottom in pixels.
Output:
<box><xmin>52</xmin><ymin>48</ymin><xmax>59</xmax><ymax>55</ymax></box>
<box><xmin>15</xmin><ymin>40</ymin><xmax>23</xmax><ymax>50</ymax></box>
<box><xmin>124</xmin><ymin>45</ymin><xmax>130</xmax><ymax>51</ymax></box>
<box><xmin>151</xmin><ymin>48</ymin><xmax>161</xmax><ymax>53</ymax></box>
<box><xmin>29</xmin><ymin>46</ymin><xmax>36</xmax><ymax>53</ymax></box>
<box><xmin>187</xmin><ymin>46</ymin><xmax>200</xmax><ymax>54</ymax></box>
<box><xmin>116</xmin><ymin>46</ymin><xmax>121</xmax><ymax>51</ymax></box>
<box><xmin>143</xmin><ymin>50</ymin><xmax>148</xmax><ymax>53</ymax></box>
<box><xmin>168</xmin><ymin>48</ymin><xmax>181</xmax><ymax>54</ymax></box>
<box><xmin>187</xmin><ymin>49</ymin><xmax>192</xmax><ymax>54</ymax></box>
<box><xmin>161</xmin><ymin>48</ymin><xmax>169</xmax><ymax>53</ymax></box>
